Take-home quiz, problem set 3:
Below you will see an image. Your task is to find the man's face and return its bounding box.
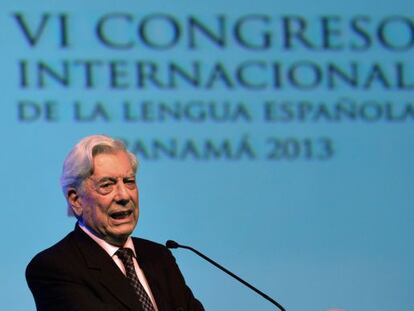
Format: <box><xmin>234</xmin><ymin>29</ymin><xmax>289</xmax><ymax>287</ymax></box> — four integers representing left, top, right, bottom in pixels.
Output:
<box><xmin>73</xmin><ymin>151</ymin><xmax>139</xmax><ymax>246</ymax></box>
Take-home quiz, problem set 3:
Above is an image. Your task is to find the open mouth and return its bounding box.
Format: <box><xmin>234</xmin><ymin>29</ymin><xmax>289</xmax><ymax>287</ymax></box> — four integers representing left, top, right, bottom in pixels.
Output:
<box><xmin>110</xmin><ymin>210</ymin><xmax>133</xmax><ymax>220</ymax></box>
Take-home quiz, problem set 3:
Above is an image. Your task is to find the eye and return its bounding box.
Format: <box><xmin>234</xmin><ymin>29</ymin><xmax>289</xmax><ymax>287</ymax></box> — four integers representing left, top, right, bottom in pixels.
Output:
<box><xmin>124</xmin><ymin>178</ymin><xmax>136</xmax><ymax>188</ymax></box>
<box><xmin>99</xmin><ymin>180</ymin><xmax>115</xmax><ymax>190</ymax></box>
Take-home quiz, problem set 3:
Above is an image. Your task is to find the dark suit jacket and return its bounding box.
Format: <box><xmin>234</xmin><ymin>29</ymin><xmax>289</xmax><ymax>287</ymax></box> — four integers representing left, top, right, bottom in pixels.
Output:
<box><xmin>26</xmin><ymin>225</ymin><xmax>204</xmax><ymax>311</ymax></box>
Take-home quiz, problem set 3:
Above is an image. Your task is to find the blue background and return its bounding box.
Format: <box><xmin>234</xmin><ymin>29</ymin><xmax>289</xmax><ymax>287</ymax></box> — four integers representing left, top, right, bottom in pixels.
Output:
<box><xmin>0</xmin><ymin>1</ymin><xmax>413</xmax><ymax>311</ymax></box>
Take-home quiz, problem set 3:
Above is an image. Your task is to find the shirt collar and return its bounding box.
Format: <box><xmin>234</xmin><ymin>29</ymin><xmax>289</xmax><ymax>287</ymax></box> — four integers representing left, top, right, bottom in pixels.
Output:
<box><xmin>78</xmin><ymin>221</ymin><xmax>137</xmax><ymax>258</ymax></box>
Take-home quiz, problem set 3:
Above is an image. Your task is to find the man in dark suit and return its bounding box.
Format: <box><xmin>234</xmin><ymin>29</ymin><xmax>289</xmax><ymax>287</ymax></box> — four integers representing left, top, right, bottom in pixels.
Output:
<box><xmin>26</xmin><ymin>135</ymin><xmax>204</xmax><ymax>311</ymax></box>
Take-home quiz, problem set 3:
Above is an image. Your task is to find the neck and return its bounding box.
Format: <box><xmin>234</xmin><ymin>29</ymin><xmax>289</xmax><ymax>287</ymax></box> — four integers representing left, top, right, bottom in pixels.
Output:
<box><xmin>78</xmin><ymin>221</ymin><xmax>128</xmax><ymax>247</ymax></box>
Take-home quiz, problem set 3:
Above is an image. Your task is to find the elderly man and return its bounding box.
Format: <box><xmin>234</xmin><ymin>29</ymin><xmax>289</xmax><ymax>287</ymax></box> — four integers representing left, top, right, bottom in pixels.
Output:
<box><xmin>26</xmin><ymin>135</ymin><xmax>204</xmax><ymax>311</ymax></box>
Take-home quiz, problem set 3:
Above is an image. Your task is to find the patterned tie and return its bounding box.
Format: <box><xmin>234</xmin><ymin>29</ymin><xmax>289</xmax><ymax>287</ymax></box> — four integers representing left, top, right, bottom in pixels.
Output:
<box><xmin>116</xmin><ymin>248</ymin><xmax>155</xmax><ymax>311</ymax></box>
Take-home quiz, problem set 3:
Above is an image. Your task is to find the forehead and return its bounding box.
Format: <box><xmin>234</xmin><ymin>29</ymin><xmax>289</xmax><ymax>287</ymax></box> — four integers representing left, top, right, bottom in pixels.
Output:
<box><xmin>91</xmin><ymin>151</ymin><xmax>134</xmax><ymax>177</ymax></box>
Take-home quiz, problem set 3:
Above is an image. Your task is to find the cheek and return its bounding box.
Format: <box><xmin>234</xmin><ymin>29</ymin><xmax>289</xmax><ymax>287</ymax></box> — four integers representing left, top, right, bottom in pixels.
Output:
<box><xmin>80</xmin><ymin>206</ymin><xmax>95</xmax><ymax>225</ymax></box>
<box><xmin>83</xmin><ymin>197</ymin><xmax>111</xmax><ymax>220</ymax></box>
<box><xmin>132</xmin><ymin>189</ymin><xmax>139</xmax><ymax>203</ymax></box>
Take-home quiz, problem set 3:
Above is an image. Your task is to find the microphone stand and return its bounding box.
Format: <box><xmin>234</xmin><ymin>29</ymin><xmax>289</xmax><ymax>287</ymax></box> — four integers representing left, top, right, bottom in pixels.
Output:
<box><xmin>166</xmin><ymin>240</ymin><xmax>286</xmax><ymax>311</ymax></box>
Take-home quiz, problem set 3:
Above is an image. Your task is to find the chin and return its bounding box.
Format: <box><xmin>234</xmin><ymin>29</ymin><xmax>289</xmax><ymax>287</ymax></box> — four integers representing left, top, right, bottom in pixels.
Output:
<box><xmin>107</xmin><ymin>232</ymin><xmax>131</xmax><ymax>245</ymax></box>
<box><xmin>115</xmin><ymin>225</ymin><xmax>135</xmax><ymax>236</ymax></box>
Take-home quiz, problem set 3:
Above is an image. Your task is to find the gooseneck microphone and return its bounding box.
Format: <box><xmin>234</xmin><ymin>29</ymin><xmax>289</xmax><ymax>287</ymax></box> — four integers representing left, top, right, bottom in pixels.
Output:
<box><xmin>166</xmin><ymin>240</ymin><xmax>286</xmax><ymax>311</ymax></box>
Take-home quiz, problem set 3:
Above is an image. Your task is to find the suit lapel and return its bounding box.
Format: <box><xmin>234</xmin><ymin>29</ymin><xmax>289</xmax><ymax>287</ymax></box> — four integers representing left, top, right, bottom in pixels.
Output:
<box><xmin>133</xmin><ymin>239</ymin><xmax>166</xmax><ymax>311</ymax></box>
<box><xmin>72</xmin><ymin>225</ymin><xmax>144</xmax><ymax>311</ymax></box>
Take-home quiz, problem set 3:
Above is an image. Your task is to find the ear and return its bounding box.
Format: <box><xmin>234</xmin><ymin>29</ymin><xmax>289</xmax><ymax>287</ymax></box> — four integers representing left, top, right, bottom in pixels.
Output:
<box><xmin>67</xmin><ymin>188</ymin><xmax>83</xmax><ymax>218</ymax></box>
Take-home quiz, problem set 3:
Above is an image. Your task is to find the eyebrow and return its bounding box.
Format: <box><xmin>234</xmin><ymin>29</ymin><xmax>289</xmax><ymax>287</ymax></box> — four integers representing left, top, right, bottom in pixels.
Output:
<box><xmin>95</xmin><ymin>175</ymin><xmax>136</xmax><ymax>183</ymax></box>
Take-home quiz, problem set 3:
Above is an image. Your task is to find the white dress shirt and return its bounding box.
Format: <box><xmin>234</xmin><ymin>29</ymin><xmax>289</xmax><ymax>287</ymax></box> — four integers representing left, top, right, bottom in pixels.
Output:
<box><xmin>79</xmin><ymin>222</ymin><xmax>158</xmax><ymax>311</ymax></box>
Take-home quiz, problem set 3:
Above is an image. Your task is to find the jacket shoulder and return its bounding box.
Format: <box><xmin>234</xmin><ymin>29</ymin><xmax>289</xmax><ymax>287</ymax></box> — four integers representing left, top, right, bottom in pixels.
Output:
<box><xmin>132</xmin><ymin>237</ymin><xmax>166</xmax><ymax>251</ymax></box>
<box><xmin>26</xmin><ymin>231</ymin><xmax>78</xmax><ymax>278</ymax></box>
<box><xmin>132</xmin><ymin>237</ymin><xmax>172</xmax><ymax>260</ymax></box>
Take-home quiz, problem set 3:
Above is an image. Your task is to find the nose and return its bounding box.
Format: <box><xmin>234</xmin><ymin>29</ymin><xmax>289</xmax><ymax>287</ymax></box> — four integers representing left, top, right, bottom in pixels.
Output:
<box><xmin>114</xmin><ymin>182</ymin><xmax>130</xmax><ymax>205</ymax></box>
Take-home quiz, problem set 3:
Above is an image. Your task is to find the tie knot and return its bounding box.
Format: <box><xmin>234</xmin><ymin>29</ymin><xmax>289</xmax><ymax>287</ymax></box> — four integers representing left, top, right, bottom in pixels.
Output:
<box><xmin>116</xmin><ymin>247</ymin><xmax>134</xmax><ymax>262</ymax></box>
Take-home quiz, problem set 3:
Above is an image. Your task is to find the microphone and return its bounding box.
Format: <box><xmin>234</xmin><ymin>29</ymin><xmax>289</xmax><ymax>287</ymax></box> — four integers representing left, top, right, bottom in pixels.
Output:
<box><xmin>166</xmin><ymin>240</ymin><xmax>286</xmax><ymax>311</ymax></box>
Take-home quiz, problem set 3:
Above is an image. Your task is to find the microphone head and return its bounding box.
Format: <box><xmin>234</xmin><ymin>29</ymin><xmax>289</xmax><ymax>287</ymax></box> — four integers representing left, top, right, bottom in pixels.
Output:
<box><xmin>166</xmin><ymin>240</ymin><xmax>179</xmax><ymax>249</ymax></box>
